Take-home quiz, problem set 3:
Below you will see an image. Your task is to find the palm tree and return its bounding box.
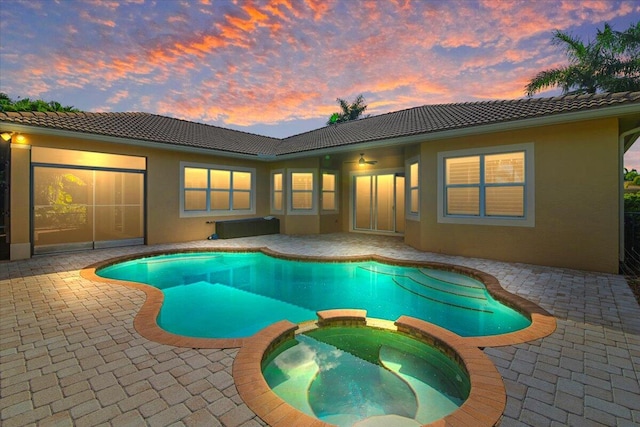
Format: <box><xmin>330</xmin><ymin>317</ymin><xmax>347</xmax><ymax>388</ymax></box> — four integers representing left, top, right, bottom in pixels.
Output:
<box><xmin>526</xmin><ymin>22</ymin><xmax>640</xmax><ymax>96</ymax></box>
<box><xmin>327</xmin><ymin>94</ymin><xmax>368</xmax><ymax>125</ymax></box>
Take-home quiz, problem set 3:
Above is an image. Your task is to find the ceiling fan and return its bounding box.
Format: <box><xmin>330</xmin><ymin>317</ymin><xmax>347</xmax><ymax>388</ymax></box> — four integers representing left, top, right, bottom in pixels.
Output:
<box><xmin>346</xmin><ymin>153</ymin><xmax>378</xmax><ymax>166</ymax></box>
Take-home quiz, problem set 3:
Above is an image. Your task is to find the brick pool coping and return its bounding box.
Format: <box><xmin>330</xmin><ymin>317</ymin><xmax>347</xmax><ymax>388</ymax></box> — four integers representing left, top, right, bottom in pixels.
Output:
<box><xmin>5</xmin><ymin>233</ymin><xmax>636</xmax><ymax>427</ymax></box>
<box><xmin>234</xmin><ymin>309</ymin><xmax>507</xmax><ymax>427</ymax></box>
<box><xmin>80</xmin><ymin>247</ymin><xmax>557</xmax><ymax>426</ymax></box>
<box><xmin>80</xmin><ymin>246</ymin><xmax>556</xmax><ymax>351</ymax></box>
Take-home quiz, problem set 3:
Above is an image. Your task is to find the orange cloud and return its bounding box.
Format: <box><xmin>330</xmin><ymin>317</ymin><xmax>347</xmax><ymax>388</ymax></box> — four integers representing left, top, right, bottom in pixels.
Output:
<box><xmin>305</xmin><ymin>0</ymin><xmax>334</xmax><ymax>20</ymax></box>
<box><xmin>168</xmin><ymin>15</ymin><xmax>188</xmax><ymax>24</ymax></box>
<box><xmin>1</xmin><ymin>0</ymin><xmax>637</xmax><ymax>136</ymax></box>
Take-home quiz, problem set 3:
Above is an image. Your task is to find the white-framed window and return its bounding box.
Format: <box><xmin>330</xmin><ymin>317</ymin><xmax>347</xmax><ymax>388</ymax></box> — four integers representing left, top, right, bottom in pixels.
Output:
<box><xmin>321</xmin><ymin>171</ymin><xmax>338</xmax><ymax>213</ymax></box>
<box><xmin>270</xmin><ymin>169</ymin><xmax>285</xmax><ymax>214</ymax></box>
<box><xmin>288</xmin><ymin>169</ymin><xmax>318</xmax><ymax>214</ymax></box>
<box><xmin>180</xmin><ymin>162</ymin><xmax>256</xmax><ymax>217</ymax></box>
<box><xmin>406</xmin><ymin>156</ymin><xmax>420</xmax><ymax>218</ymax></box>
<box><xmin>437</xmin><ymin>143</ymin><xmax>534</xmax><ymax>227</ymax></box>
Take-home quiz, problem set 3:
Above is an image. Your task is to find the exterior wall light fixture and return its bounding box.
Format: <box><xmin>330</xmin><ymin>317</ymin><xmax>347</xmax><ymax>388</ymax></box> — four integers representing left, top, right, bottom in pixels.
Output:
<box><xmin>0</xmin><ymin>132</ymin><xmax>26</xmax><ymax>143</ymax></box>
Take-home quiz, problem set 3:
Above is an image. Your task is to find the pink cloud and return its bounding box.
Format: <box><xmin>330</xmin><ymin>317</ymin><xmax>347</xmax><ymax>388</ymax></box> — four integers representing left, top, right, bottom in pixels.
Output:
<box><xmin>168</xmin><ymin>15</ymin><xmax>188</xmax><ymax>24</ymax></box>
<box><xmin>84</xmin><ymin>0</ymin><xmax>122</xmax><ymax>10</ymax></box>
<box><xmin>1</xmin><ymin>0</ymin><xmax>636</xmax><ymax>134</ymax></box>
<box><xmin>78</xmin><ymin>10</ymin><xmax>116</xmax><ymax>28</ymax></box>
<box><xmin>304</xmin><ymin>0</ymin><xmax>334</xmax><ymax>21</ymax></box>
<box><xmin>157</xmin><ymin>68</ymin><xmax>328</xmax><ymax>126</ymax></box>
<box><xmin>106</xmin><ymin>90</ymin><xmax>129</xmax><ymax>104</ymax></box>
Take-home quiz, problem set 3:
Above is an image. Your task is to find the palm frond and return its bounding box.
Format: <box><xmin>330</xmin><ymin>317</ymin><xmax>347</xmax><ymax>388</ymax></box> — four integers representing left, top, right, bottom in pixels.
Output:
<box><xmin>552</xmin><ymin>29</ymin><xmax>588</xmax><ymax>61</ymax></box>
<box><xmin>526</xmin><ymin>22</ymin><xmax>640</xmax><ymax>96</ymax></box>
<box><xmin>525</xmin><ymin>68</ymin><xmax>569</xmax><ymax>96</ymax></box>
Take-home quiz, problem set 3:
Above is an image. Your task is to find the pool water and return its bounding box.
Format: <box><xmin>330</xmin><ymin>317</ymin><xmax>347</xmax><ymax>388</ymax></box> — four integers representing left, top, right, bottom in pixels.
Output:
<box><xmin>262</xmin><ymin>327</ymin><xmax>470</xmax><ymax>426</ymax></box>
<box><xmin>97</xmin><ymin>251</ymin><xmax>530</xmax><ymax>338</ymax></box>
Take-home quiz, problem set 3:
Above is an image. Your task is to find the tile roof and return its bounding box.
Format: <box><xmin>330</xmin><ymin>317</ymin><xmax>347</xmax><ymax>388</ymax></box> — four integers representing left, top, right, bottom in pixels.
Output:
<box><xmin>275</xmin><ymin>91</ymin><xmax>640</xmax><ymax>154</ymax></box>
<box><xmin>0</xmin><ymin>111</ymin><xmax>279</xmax><ymax>156</ymax></box>
<box><xmin>1</xmin><ymin>92</ymin><xmax>639</xmax><ymax>157</ymax></box>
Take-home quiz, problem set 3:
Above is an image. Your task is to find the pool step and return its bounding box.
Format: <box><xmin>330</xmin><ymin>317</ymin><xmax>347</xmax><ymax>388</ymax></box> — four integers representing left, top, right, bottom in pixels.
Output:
<box><xmin>417</xmin><ymin>268</ymin><xmax>486</xmax><ymax>290</ymax></box>
<box><xmin>139</xmin><ymin>253</ymin><xmax>221</xmax><ymax>264</ymax></box>
<box><xmin>379</xmin><ymin>345</ymin><xmax>464</xmax><ymax>424</ymax></box>
<box><xmin>403</xmin><ymin>271</ymin><xmax>488</xmax><ymax>300</ymax></box>
<box><xmin>353</xmin><ymin>414</ymin><xmax>421</xmax><ymax>427</ymax></box>
<box><xmin>357</xmin><ymin>265</ymin><xmax>488</xmax><ymax>301</ymax></box>
<box><xmin>391</xmin><ymin>277</ymin><xmax>493</xmax><ymax>313</ymax></box>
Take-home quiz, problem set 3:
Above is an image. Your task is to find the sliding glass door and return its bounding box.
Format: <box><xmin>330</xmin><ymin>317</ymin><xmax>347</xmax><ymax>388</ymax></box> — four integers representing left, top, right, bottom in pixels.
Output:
<box><xmin>353</xmin><ymin>173</ymin><xmax>405</xmax><ymax>233</ymax></box>
<box><xmin>33</xmin><ymin>167</ymin><xmax>144</xmax><ymax>253</ymax></box>
<box><xmin>31</xmin><ymin>147</ymin><xmax>145</xmax><ymax>254</ymax></box>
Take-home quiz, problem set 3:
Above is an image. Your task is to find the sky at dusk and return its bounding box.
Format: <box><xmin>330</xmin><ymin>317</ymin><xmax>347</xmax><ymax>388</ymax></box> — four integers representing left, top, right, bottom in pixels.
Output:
<box><xmin>1</xmin><ymin>0</ymin><xmax>639</xmax><ymax>166</ymax></box>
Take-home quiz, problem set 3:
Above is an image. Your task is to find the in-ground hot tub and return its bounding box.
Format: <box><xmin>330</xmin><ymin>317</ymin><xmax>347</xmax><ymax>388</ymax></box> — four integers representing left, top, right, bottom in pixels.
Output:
<box><xmin>234</xmin><ymin>310</ymin><xmax>507</xmax><ymax>427</ymax></box>
<box><xmin>264</xmin><ymin>325</ymin><xmax>469</xmax><ymax>426</ymax></box>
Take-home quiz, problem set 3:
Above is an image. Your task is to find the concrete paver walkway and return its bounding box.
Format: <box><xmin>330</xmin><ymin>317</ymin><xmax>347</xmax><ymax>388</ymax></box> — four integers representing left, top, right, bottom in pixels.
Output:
<box><xmin>1</xmin><ymin>234</ymin><xmax>639</xmax><ymax>426</ymax></box>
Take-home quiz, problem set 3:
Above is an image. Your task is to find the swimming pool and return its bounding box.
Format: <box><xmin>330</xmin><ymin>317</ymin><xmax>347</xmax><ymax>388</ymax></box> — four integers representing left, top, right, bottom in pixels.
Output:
<box><xmin>96</xmin><ymin>251</ymin><xmax>530</xmax><ymax>339</ymax></box>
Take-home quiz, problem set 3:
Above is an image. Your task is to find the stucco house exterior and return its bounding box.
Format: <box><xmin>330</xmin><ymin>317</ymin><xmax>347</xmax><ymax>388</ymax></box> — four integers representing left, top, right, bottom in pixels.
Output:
<box><xmin>1</xmin><ymin>91</ymin><xmax>639</xmax><ymax>273</ymax></box>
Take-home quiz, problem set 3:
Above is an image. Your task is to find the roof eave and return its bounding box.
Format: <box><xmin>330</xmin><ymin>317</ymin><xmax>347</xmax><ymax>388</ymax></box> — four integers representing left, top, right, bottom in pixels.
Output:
<box><xmin>272</xmin><ymin>102</ymin><xmax>640</xmax><ymax>160</ymax></box>
<box><xmin>2</xmin><ymin>101</ymin><xmax>638</xmax><ymax>160</ymax></box>
<box><xmin>415</xmin><ymin>102</ymin><xmax>640</xmax><ymax>142</ymax></box>
<box><xmin>0</xmin><ymin>124</ymin><xmax>266</xmax><ymax>161</ymax></box>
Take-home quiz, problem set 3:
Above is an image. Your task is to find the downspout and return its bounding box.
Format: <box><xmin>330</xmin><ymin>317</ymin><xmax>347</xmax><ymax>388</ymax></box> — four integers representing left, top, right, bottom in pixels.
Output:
<box><xmin>620</xmin><ymin>126</ymin><xmax>640</xmax><ymax>264</ymax></box>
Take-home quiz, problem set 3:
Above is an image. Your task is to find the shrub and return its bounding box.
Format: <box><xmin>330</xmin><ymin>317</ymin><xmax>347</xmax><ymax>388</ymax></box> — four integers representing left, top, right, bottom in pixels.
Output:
<box><xmin>624</xmin><ymin>192</ymin><xmax>640</xmax><ymax>212</ymax></box>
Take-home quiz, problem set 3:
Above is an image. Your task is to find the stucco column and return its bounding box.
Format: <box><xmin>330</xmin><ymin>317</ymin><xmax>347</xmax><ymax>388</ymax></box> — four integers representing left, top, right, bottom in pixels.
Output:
<box><xmin>10</xmin><ymin>143</ymin><xmax>31</xmax><ymax>260</ymax></box>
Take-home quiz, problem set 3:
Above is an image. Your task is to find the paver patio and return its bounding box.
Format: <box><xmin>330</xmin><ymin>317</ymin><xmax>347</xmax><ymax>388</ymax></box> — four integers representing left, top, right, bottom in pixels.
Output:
<box><xmin>1</xmin><ymin>233</ymin><xmax>639</xmax><ymax>426</ymax></box>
